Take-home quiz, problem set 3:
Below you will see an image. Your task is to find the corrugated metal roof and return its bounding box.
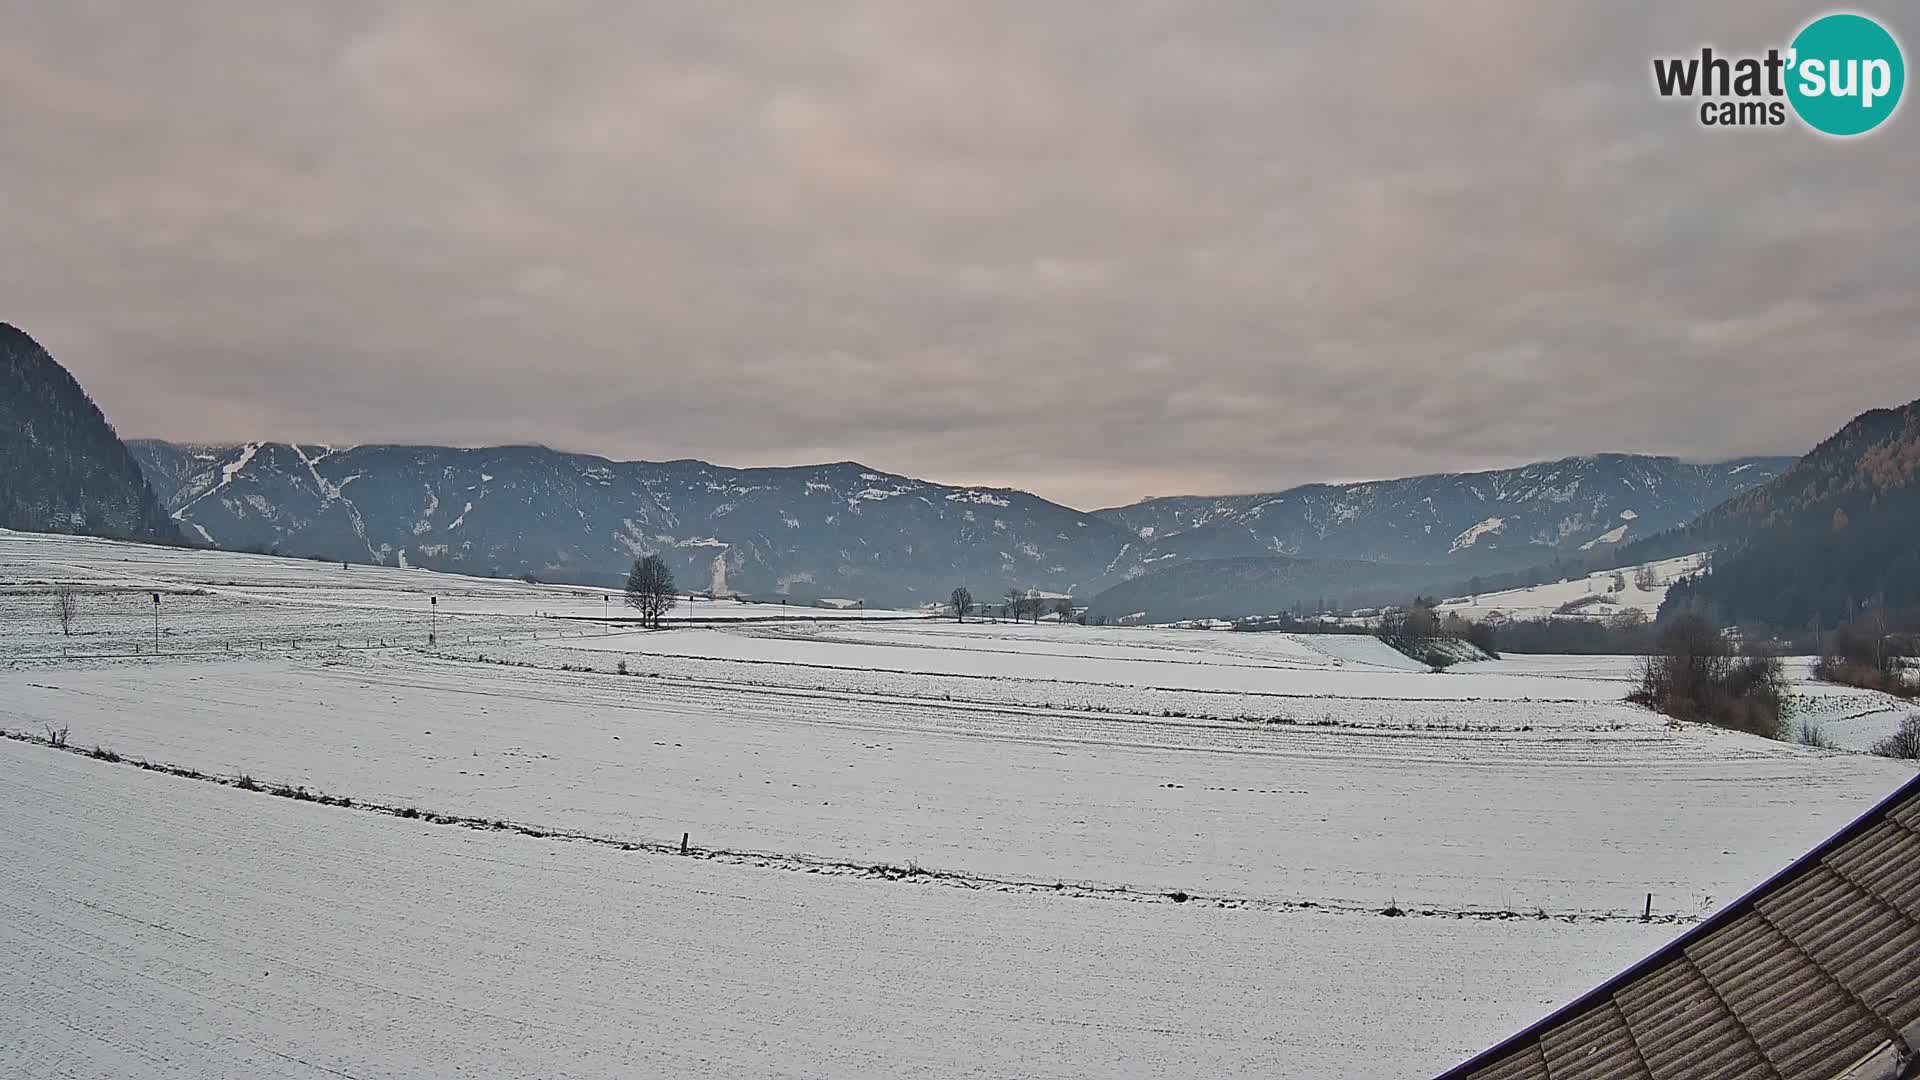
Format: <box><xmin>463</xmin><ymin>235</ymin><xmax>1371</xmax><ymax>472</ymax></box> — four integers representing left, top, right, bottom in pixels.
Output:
<box><xmin>1437</xmin><ymin>772</ymin><xmax>1920</xmax><ymax>1080</ymax></box>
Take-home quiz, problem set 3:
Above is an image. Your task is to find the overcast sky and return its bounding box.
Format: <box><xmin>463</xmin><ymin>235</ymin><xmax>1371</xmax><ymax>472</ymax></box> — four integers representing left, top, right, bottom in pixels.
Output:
<box><xmin>3</xmin><ymin>2</ymin><xmax>1915</xmax><ymax>509</ymax></box>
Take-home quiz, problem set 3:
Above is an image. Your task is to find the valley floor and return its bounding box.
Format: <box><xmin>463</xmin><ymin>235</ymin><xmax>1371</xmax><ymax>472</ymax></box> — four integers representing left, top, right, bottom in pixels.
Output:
<box><xmin>2</xmin><ymin>531</ymin><xmax>1914</xmax><ymax>1078</ymax></box>
<box><xmin>1</xmin><ymin>739</ymin><xmax>1681</xmax><ymax>1080</ymax></box>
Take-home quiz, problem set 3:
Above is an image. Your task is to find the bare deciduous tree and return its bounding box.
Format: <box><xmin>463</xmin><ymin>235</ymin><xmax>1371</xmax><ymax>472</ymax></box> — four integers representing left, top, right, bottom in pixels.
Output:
<box><xmin>1016</xmin><ymin>592</ymin><xmax>1045</xmax><ymax>623</ymax></box>
<box><xmin>625</xmin><ymin>555</ymin><xmax>678</xmax><ymax>628</ymax></box>
<box><xmin>55</xmin><ymin>590</ymin><xmax>77</xmax><ymax>636</ymax></box>
<box><xmin>1866</xmin><ymin>594</ymin><xmax>1891</xmax><ymax>674</ymax></box>
<box><xmin>950</xmin><ymin>586</ymin><xmax>973</xmax><ymax>622</ymax></box>
<box><xmin>1633</xmin><ymin>565</ymin><xmax>1659</xmax><ymax>591</ymax></box>
<box><xmin>1052</xmin><ymin>598</ymin><xmax>1074</xmax><ymax>623</ymax></box>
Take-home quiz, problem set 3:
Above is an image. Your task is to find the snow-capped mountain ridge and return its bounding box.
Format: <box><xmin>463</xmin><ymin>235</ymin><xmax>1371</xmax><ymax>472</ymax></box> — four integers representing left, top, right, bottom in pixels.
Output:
<box><xmin>127</xmin><ymin>441</ymin><xmax>1789</xmax><ymax>606</ymax></box>
<box><xmin>129</xmin><ymin>441</ymin><xmax>1129</xmax><ymax>603</ymax></box>
<box><xmin>1094</xmin><ymin>452</ymin><xmax>1790</xmax><ymax>569</ymax></box>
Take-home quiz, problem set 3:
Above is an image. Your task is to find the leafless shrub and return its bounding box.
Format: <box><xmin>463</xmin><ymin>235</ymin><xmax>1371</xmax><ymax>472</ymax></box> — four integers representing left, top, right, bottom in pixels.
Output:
<box><xmin>1629</xmin><ymin>614</ymin><xmax>1789</xmax><ymax>740</ymax></box>
<box><xmin>1871</xmin><ymin>715</ymin><xmax>1920</xmax><ymax>760</ymax></box>
<box><xmin>1554</xmin><ymin>594</ymin><xmax>1613</xmax><ymax>615</ymax></box>
<box><xmin>1796</xmin><ymin>720</ymin><xmax>1839</xmax><ymax>751</ymax></box>
<box><xmin>1813</xmin><ymin>656</ymin><xmax>1918</xmax><ymax>699</ymax></box>
<box><xmin>43</xmin><ymin>724</ymin><xmax>69</xmax><ymax>748</ymax></box>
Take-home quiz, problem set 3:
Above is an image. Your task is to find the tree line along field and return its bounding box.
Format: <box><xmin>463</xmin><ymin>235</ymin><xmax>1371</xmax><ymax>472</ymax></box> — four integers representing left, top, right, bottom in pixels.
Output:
<box><xmin>2</xmin><ymin>529</ymin><xmax>1916</xmax><ymax>1078</ymax></box>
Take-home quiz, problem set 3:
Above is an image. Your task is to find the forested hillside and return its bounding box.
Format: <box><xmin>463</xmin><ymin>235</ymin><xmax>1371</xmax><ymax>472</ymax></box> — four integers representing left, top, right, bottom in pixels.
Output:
<box><xmin>1662</xmin><ymin>398</ymin><xmax>1920</xmax><ymax>629</ymax></box>
<box><xmin>0</xmin><ymin>324</ymin><xmax>176</xmax><ymax>542</ymax></box>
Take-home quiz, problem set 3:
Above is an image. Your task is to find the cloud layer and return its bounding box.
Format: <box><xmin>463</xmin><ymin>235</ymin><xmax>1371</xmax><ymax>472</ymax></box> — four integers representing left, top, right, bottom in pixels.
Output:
<box><xmin>3</xmin><ymin>1</ymin><xmax>1915</xmax><ymax>508</ymax></box>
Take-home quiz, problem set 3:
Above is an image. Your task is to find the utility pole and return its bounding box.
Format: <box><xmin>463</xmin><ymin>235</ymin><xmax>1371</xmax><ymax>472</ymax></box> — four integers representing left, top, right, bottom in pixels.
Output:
<box><xmin>151</xmin><ymin>592</ymin><xmax>160</xmax><ymax>654</ymax></box>
<box><xmin>429</xmin><ymin>595</ymin><xmax>437</xmax><ymax>648</ymax></box>
<box><xmin>604</xmin><ymin>594</ymin><xmax>610</xmax><ymax>635</ymax></box>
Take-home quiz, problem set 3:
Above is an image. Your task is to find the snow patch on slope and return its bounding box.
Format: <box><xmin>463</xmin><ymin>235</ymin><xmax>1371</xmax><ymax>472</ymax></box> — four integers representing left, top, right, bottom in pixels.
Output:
<box><xmin>1580</xmin><ymin>524</ymin><xmax>1629</xmax><ymax>550</ymax></box>
<box><xmin>412</xmin><ymin>487</ymin><xmax>440</xmax><ymax>536</ymax></box>
<box><xmin>171</xmin><ymin>442</ymin><xmax>260</xmax><ymax>520</ymax></box>
<box><xmin>854</xmin><ymin>484</ymin><xmax>916</xmax><ymax>503</ymax></box>
<box><xmin>946</xmin><ymin>491</ymin><xmax>1011</xmax><ymax>508</ymax></box>
<box><xmin>1449</xmin><ymin>517</ymin><xmax>1505</xmax><ymax>554</ymax></box>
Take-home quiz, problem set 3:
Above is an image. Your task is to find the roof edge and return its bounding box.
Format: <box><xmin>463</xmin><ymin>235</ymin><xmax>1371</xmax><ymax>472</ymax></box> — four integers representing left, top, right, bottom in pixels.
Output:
<box><xmin>1434</xmin><ymin>768</ymin><xmax>1920</xmax><ymax>1079</ymax></box>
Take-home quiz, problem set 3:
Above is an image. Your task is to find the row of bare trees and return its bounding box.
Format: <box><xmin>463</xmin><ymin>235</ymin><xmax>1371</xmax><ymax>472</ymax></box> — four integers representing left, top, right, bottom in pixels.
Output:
<box><xmin>1628</xmin><ymin>612</ymin><xmax>1791</xmax><ymax>740</ymax></box>
<box><xmin>1811</xmin><ymin>595</ymin><xmax>1915</xmax><ymax>697</ymax></box>
<box><xmin>1376</xmin><ymin>596</ymin><xmax>1498</xmax><ymax>657</ymax></box>
<box><xmin>948</xmin><ymin>586</ymin><xmax>1073</xmax><ymax>624</ymax></box>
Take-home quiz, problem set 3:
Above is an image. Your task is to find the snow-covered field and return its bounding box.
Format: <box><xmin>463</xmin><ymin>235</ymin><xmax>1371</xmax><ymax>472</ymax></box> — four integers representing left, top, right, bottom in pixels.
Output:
<box><xmin>0</xmin><ymin>529</ymin><xmax>928</xmax><ymax>658</ymax></box>
<box><xmin>1478</xmin><ymin>652</ymin><xmax>1918</xmax><ymax>753</ymax></box>
<box><xmin>0</xmin><ymin>740</ymin><xmax>1679</xmax><ymax>1080</ymax></box>
<box><xmin>2</xmin><ymin>531</ymin><xmax>1915</xmax><ymax>1078</ymax></box>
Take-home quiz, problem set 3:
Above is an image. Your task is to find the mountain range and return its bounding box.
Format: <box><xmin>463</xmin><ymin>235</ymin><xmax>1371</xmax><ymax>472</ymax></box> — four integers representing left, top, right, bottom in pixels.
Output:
<box><xmin>3</xmin><ymin>320</ymin><xmax>1846</xmax><ymax>620</ymax></box>
<box><xmin>128</xmin><ymin>440</ymin><xmax>1127</xmax><ymax>603</ymax></box>
<box><xmin>126</xmin><ymin>436</ymin><xmax>1787</xmax><ymax>609</ymax></box>
<box><xmin>1098</xmin><ymin>453</ymin><xmax>1785</xmax><ymax>564</ymax></box>
<box><xmin>1080</xmin><ymin>454</ymin><xmax>1792</xmax><ymax>621</ymax></box>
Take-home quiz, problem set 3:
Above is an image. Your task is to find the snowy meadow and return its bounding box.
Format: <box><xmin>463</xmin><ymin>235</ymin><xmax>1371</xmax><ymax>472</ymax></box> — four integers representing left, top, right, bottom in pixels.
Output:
<box><xmin>2</xmin><ymin>530</ymin><xmax>1913</xmax><ymax>1079</ymax></box>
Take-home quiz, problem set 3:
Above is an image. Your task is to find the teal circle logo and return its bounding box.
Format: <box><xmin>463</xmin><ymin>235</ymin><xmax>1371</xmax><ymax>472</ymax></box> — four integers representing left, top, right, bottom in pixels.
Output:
<box><xmin>1787</xmin><ymin>13</ymin><xmax>1905</xmax><ymax>136</ymax></box>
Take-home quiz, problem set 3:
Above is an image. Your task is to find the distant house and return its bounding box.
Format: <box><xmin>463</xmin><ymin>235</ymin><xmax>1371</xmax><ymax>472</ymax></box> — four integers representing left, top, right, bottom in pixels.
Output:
<box><xmin>1437</xmin><ymin>772</ymin><xmax>1920</xmax><ymax>1080</ymax></box>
